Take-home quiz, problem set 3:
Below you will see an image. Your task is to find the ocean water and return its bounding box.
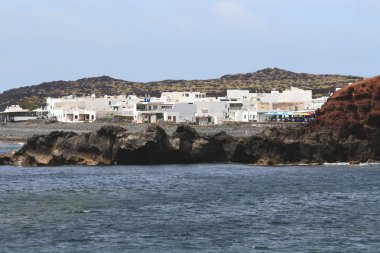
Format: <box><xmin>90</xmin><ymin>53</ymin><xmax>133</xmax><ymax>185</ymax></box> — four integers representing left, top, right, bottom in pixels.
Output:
<box><xmin>0</xmin><ymin>143</ymin><xmax>23</xmax><ymax>155</ymax></box>
<box><xmin>0</xmin><ymin>145</ymin><xmax>380</xmax><ymax>252</ymax></box>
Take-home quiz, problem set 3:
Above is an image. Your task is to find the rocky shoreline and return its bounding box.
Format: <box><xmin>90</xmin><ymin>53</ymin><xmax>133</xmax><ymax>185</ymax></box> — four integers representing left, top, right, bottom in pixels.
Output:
<box><xmin>0</xmin><ymin>121</ymin><xmax>278</xmax><ymax>143</ymax></box>
<box><xmin>1</xmin><ymin>75</ymin><xmax>379</xmax><ymax>167</ymax></box>
<box><xmin>0</xmin><ymin>121</ymin><xmax>377</xmax><ymax>167</ymax></box>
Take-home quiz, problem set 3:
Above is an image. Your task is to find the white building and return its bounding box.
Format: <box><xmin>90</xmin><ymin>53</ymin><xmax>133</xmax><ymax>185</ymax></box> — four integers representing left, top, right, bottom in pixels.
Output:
<box><xmin>226</xmin><ymin>90</ymin><xmax>250</xmax><ymax>101</ymax></box>
<box><xmin>255</xmin><ymin>87</ymin><xmax>312</xmax><ymax>105</ymax></box>
<box><xmin>161</xmin><ymin>92</ymin><xmax>215</xmax><ymax>103</ymax></box>
<box><xmin>43</xmin><ymin>86</ymin><xmax>322</xmax><ymax>124</ymax></box>
<box><xmin>133</xmin><ymin>102</ymin><xmax>173</xmax><ymax>123</ymax></box>
<box><xmin>0</xmin><ymin>105</ymin><xmax>37</xmax><ymax>122</ymax></box>
<box><xmin>227</xmin><ymin>87</ymin><xmax>313</xmax><ymax>113</ymax></box>
<box><xmin>164</xmin><ymin>103</ymin><xmax>197</xmax><ymax>123</ymax></box>
<box><xmin>194</xmin><ymin>101</ymin><xmax>228</xmax><ymax>125</ymax></box>
<box><xmin>46</xmin><ymin>94</ymin><xmax>128</xmax><ymax>123</ymax></box>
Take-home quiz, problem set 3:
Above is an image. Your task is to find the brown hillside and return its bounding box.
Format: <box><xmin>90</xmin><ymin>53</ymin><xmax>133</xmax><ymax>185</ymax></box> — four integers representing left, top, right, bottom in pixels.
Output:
<box><xmin>0</xmin><ymin>68</ymin><xmax>362</xmax><ymax>111</ymax></box>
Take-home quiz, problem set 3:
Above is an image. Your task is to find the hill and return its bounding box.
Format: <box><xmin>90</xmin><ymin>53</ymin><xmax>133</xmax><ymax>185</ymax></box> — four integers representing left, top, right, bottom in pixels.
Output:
<box><xmin>0</xmin><ymin>68</ymin><xmax>362</xmax><ymax>111</ymax></box>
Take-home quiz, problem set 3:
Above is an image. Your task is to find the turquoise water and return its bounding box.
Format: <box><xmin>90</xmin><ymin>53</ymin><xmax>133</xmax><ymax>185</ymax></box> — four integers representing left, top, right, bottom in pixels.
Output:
<box><xmin>0</xmin><ymin>143</ymin><xmax>23</xmax><ymax>155</ymax></box>
<box><xmin>1</xmin><ymin>163</ymin><xmax>380</xmax><ymax>253</ymax></box>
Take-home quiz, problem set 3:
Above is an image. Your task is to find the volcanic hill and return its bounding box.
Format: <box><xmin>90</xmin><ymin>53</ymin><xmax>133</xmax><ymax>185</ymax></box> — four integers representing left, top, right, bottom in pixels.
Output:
<box><xmin>0</xmin><ymin>68</ymin><xmax>362</xmax><ymax>111</ymax></box>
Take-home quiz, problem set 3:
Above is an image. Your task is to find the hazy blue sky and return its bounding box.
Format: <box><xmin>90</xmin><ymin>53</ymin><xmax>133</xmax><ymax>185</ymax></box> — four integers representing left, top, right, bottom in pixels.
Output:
<box><xmin>1</xmin><ymin>0</ymin><xmax>379</xmax><ymax>91</ymax></box>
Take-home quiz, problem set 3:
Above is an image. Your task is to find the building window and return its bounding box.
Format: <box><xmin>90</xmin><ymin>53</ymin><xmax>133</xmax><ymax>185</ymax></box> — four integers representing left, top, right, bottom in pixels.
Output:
<box><xmin>168</xmin><ymin>116</ymin><xmax>172</xmax><ymax>120</ymax></box>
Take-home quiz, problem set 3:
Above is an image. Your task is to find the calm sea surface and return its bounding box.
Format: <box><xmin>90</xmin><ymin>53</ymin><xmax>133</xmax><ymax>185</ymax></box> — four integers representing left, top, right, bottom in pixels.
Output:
<box><xmin>0</xmin><ymin>144</ymin><xmax>380</xmax><ymax>252</ymax></box>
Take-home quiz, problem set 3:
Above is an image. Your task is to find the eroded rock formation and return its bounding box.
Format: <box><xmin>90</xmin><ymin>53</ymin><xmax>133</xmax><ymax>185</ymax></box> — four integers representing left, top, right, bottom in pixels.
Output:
<box><xmin>8</xmin><ymin>125</ymin><xmax>256</xmax><ymax>166</ymax></box>
<box><xmin>314</xmin><ymin>75</ymin><xmax>380</xmax><ymax>157</ymax></box>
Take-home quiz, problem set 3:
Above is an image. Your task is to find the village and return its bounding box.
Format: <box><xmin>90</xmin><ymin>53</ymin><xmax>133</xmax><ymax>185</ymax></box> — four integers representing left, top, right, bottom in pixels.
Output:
<box><xmin>0</xmin><ymin>87</ymin><xmax>332</xmax><ymax>124</ymax></box>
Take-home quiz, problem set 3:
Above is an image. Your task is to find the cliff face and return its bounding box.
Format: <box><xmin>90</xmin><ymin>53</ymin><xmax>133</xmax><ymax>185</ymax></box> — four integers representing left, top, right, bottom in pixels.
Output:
<box><xmin>314</xmin><ymin>76</ymin><xmax>380</xmax><ymax>156</ymax></box>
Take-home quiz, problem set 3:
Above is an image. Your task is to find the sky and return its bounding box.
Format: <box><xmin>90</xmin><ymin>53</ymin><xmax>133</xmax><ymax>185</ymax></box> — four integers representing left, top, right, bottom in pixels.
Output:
<box><xmin>0</xmin><ymin>0</ymin><xmax>379</xmax><ymax>92</ymax></box>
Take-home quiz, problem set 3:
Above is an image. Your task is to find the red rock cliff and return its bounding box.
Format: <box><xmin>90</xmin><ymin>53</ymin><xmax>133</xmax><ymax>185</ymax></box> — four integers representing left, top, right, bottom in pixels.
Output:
<box><xmin>315</xmin><ymin>76</ymin><xmax>380</xmax><ymax>158</ymax></box>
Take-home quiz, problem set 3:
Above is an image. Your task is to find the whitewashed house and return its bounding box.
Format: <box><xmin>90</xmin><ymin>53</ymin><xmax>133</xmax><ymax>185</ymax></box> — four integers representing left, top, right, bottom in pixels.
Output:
<box><xmin>164</xmin><ymin>103</ymin><xmax>197</xmax><ymax>123</ymax></box>
<box><xmin>46</xmin><ymin>94</ymin><xmax>129</xmax><ymax>123</ymax></box>
<box><xmin>161</xmin><ymin>92</ymin><xmax>215</xmax><ymax>103</ymax></box>
<box><xmin>193</xmin><ymin>101</ymin><xmax>228</xmax><ymax>125</ymax></box>
<box><xmin>133</xmin><ymin>101</ymin><xmax>174</xmax><ymax>123</ymax></box>
<box><xmin>0</xmin><ymin>105</ymin><xmax>37</xmax><ymax>122</ymax></box>
<box><xmin>226</xmin><ymin>89</ymin><xmax>250</xmax><ymax>101</ymax></box>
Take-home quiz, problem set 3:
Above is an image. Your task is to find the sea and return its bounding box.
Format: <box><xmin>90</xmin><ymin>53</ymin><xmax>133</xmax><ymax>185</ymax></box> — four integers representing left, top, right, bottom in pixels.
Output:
<box><xmin>0</xmin><ymin>144</ymin><xmax>380</xmax><ymax>253</ymax></box>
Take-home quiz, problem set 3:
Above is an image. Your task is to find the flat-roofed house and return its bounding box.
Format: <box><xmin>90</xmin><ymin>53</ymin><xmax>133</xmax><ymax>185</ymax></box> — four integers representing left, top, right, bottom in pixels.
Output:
<box><xmin>0</xmin><ymin>105</ymin><xmax>37</xmax><ymax>122</ymax></box>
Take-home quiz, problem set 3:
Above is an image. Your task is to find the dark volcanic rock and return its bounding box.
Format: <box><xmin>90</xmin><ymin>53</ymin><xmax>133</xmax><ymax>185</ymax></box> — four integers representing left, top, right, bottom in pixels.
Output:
<box><xmin>0</xmin><ymin>155</ymin><xmax>13</xmax><ymax>165</ymax></box>
<box><xmin>171</xmin><ymin>125</ymin><xmax>247</xmax><ymax>163</ymax></box>
<box><xmin>3</xmin><ymin>75</ymin><xmax>380</xmax><ymax>166</ymax></box>
<box><xmin>239</xmin><ymin>76</ymin><xmax>380</xmax><ymax>165</ymax></box>
<box><xmin>13</xmin><ymin>126</ymin><xmax>123</xmax><ymax>166</ymax></box>
<box><xmin>112</xmin><ymin>125</ymin><xmax>176</xmax><ymax>165</ymax></box>
<box><xmin>9</xmin><ymin>124</ymin><xmax>257</xmax><ymax>166</ymax></box>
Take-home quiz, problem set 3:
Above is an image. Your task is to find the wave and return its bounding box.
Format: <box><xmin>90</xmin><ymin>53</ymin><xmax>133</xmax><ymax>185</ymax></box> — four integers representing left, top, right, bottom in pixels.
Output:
<box><xmin>323</xmin><ymin>162</ymin><xmax>380</xmax><ymax>167</ymax></box>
